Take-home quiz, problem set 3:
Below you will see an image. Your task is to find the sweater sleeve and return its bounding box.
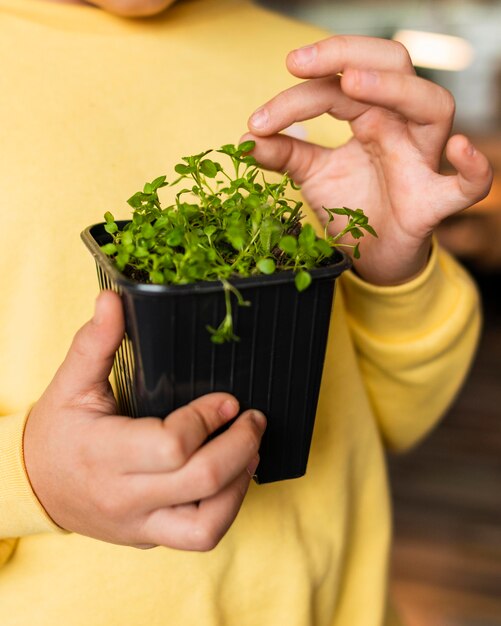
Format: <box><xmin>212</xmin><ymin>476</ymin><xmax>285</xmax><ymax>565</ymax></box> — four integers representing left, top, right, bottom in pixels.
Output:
<box><xmin>0</xmin><ymin>410</ymin><xmax>65</xmax><ymax>553</ymax></box>
<box><xmin>340</xmin><ymin>242</ymin><xmax>481</xmax><ymax>452</ymax></box>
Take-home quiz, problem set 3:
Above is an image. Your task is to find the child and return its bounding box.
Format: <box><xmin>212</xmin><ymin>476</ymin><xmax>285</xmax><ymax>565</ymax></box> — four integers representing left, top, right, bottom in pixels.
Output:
<box><xmin>0</xmin><ymin>0</ymin><xmax>492</xmax><ymax>624</ymax></box>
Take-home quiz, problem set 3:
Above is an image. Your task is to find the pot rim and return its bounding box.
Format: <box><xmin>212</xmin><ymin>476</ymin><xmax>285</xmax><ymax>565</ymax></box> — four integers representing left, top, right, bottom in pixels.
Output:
<box><xmin>81</xmin><ymin>220</ymin><xmax>353</xmax><ymax>295</ymax></box>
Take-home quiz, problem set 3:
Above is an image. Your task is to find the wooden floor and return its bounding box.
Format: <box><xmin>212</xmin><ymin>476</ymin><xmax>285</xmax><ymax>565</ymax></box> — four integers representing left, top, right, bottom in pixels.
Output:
<box><xmin>389</xmin><ymin>268</ymin><xmax>501</xmax><ymax>626</ymax></box>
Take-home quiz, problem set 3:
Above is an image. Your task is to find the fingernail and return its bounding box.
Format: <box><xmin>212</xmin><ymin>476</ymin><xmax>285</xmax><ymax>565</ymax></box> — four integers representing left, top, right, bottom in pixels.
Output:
<box><xmin>467</xmin><ymin>142</ymin><xmax>477</xmax><ymax>157</ymax></box>
<box><xmin>247</xmin><ymin>454</ymin><xmax>260</xmax><ymax>477</ymax></box>
<box><xmin>249</xmin><ymin>107</ymin><xmax>269</xmax><ymax>131</ymax></box>
<box><xmin>250</xmin><ymin>409</ymin><xmax>267</xmax><ymax>430</ymax></box>
<box><xmin>219</xmin><ymin>398</ymin><xmax>239</xmax><ymax>419</ymax></box>
<box><xmin>292</xmin><ymin>44</ymin><xmax>317</xmax><ymax>66</ymax></box>
<box><xmin>93</xmin><ymin>294</ymin><xmax>105</xmax><ymax>325</ymax></box>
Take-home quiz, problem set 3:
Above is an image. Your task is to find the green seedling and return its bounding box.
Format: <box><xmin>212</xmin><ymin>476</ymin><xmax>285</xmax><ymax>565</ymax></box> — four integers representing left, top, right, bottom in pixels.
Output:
<box><xmin>102</xmin><ymin>141</ymin><xmax>376</xmax><ymax>343</ymax></box>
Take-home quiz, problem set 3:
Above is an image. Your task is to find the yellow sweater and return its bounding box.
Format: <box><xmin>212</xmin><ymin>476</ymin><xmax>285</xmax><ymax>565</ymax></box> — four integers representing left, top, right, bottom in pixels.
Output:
<box><xmin>0</xmin><ymin>1</ymin><xmax>480</xmax><ymax>624</ymax></box>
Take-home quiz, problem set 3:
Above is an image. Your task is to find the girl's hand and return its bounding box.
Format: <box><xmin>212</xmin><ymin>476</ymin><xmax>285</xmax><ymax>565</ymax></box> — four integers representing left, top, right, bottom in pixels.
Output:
<box><xmin>246</xmin><ymin>36</ymin><xmax>493</xmax><ymax>285</ymax></box>
<box><xmin>24</xmin><ymin>291</ymin><xmax>265</xmax><ymax>551</ymax></box>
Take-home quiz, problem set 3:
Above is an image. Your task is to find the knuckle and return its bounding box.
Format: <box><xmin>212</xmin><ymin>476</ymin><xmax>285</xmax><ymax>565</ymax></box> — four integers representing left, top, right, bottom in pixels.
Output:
<box><xmin>185</xmin><ymin>402</ymin><xmax>213</xmax><ymax>439</ymax></box>
<box><xmin>199</xmin><ymin>463</ymin><xmax>223</xmax><ymax>495</ymax></box>
<box><xmin>95</xmin><ymin>496</ymin><xmax>118</xmax><ymax>520</ymax></box>
<box><xmin>442</xmin><ymin>89</ymin><xmax>456</xmax><ymax>118</ymax></box>
<box><xmin>94</xmin><ymin>495</ymin><xmax>116</xmax><ymax>519</ymax></box>
<box><xmin>157</xmin><ymin>434</ymin><xmax>188</xmax><ymax>470</ymax></box>
<box><xmin>190</xmin><ymin>523</ymin><xmax>221</xmax><ymax>552</ymax></box>
<box><xmin>332</xmin><ymin>34</ymin><xmax>349</xmax><ymax>49</ymax></box>
<box><xmin>291</xmin><ymin>140</ymin><xmax>315</xmax><ymax>183</ymax></box>
<box><xmin>391</xmin><ymin>40</ymin><xmax>413</xmax><ymax>69</ymax></box>
<box><xmin>94</xmin><ymin>490</ymin><xmax>129</xmax><ymax>521</ymax></box>
<box><xmin>331</xmin><ymin>34</ymin><xmax>350</xmax><ymax>60</ymax></box>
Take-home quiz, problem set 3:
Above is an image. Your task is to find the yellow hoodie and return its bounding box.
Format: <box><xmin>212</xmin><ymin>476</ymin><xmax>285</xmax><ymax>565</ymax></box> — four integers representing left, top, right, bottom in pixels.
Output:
<box><xmin>0</xmin><ymin>1</ymin><xmax>480</xmax><ymax>624</ymax></box>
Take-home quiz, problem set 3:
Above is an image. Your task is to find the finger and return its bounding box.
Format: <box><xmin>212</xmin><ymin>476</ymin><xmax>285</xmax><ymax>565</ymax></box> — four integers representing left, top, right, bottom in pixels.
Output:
<box><xmin>340</xmin><ymin>68</ymin><xmax>455</xmax><ymax>154</ymax></box>
<box><xmin>286</xmin><ymin>35</ymin><xmax>415</xmax><ymax>78</ymax></box>
<box><xmin>90</xmin><ymin>0</ymin><xmax>176</xmax><ymax>17</ymax></box>
<box><xmin>241</xmin><ymin>132</ymin><xmax>330</xmax><ymax>185</ymax></box>
<box><xmin>249</xmin><ymin>70</ymin><xmax>455</xmax><ymax>159</ymax></box>
<box><xmin>51</xmin><ymin>291</ymin><xmax>124</xmax><ymax>403</ymax></box>
<box><xmin>438</xmin><ymin>135</ymin><xmax>493</xmax><ymax>217</ymax></box>
<box><xmin>105</xmin><ymin>393</ymin><xmax>241</xmax><ymax>473</ymax></box>
<box><xmin>249</xmin><ymin>76</ymin><xmax>369</xmax><ymax>136</ymax></box>
<box><xmin>138</xmin><ymin>461</ymin><xmax>258</xmax><ymax>551</ymax></box>
<box><xmin>129</xmin><ymin>409</ymin><xmax>266</xmax><ymax>507</ymax></box>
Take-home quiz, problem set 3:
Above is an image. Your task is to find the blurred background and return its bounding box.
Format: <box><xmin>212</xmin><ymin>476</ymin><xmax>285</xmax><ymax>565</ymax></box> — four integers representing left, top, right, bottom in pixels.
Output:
<box><xmin>257</xmin><ymin>1</ymin><xmax>501</xmax><ymax>624</ymax></box>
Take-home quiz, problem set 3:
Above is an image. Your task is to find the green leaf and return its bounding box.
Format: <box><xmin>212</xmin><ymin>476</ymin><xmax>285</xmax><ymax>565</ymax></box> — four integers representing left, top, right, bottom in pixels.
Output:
<box><xmin>149</xmin><ymin>270</ymin><xmax>164</xmax><ymax>284</ymax></box>
<box><xmin>209</xmin><ymin>330</ymin><xmax>226</xmax><ymax>344</ymax></box>
<box><xmin>279</xmin><ymin>235</ymin><xmax>298</xmax><ymax>257</ymax></box>
<box><xmin>200</xmin><ymin>159</ymin><xmax>219</xmax><ymax>178</ymax></box>
<box><xmin>298</xmin><ymin>223</ymin><xmax>316</xmax><ymax>247</ymax></box>
<box><xmin>141</xmin><ymin>223</ymin><xmax>155</xmax><ymax>239</ymax></box>
<box><xmin>298</xmin><ymin>224</ymin><xmax>317</xmax><ymax>251</ymax></box>
<box><xmin>217</xmin><ymin>144</ymin><xmax>236</xmax><ymax>156</ymax></box>
<box><xmin>363</xmin><ymin>224</ymin><xmax>378</xmax><ymax>237</ymax></box>
<box><xmin>121</xmin><ymin>230</ymin><xmax>133</xmax><ymax>247</ymax></box>
<box><xmin>109</xmin><ymin>141</ymin><xmax>369</xmax><ymax>343</ymax></box>
<box><xmin>115</xmin><ymin>253</ymin><xmax>129</xmax><ymax>271</ymax></box>
<box><xmin>246</xmin><ymin>194</ymin><xmax>262</xmax><ymax>209</ymax></box>
<box><xmin>226</xmin><ymin>224</ymin><xmax>247</xmax><ymax>251</ymax></box>
<box><xmin>256</xmin><ymin>258</ymin><xmax>276</xmax><ymax>275</ymax></box>
<box><xmin>331</xmin><ymin>207</ymin><xmax>353</xmax><ymax>216</ymax></box>
<box><xmin>166</xmin><ymin>229</ymin><xmax>184</xmax><ymax>247</ymax></box>
<box><xmin>238</xmin><ymin>140</ymin><xmax>255</xmax><ymax>153</ymax></box>
<box><xmin>295</xmin><ymin>270</ymin><xmax>312</xmax><ymax>292</ymax></box>
<box><xmin>241</xmin><ymin>155</ymin><xmax>257</xmax><ymax>166</ymax></box>
<box><xmin>315</xmin><ymin>238</ymin><xmax>334</xmax><ymax>257</ymax></box>
<box><xmin>151</xmin><ymin>175</ymin><xmax>168</xmax><ymax>190</ymax></box>
<box><xmin>134</xmin><ymin>246</ymin><xmax>149</xmax><ymax>258</ymax></box>
<box><xmin>154</xmin><ymin>215</ymin><xmax>169</xmax><ymax>230</ymax></box>
<box><xmin>204</xmin><ymin>225</ymin><xmax>217</xmax><ymax>238</ymax></box>
<box><xmin>101</xmin><ymin>243</ymin><xmax>117</xmax><ymax>256</ymax></box>
<box><xmin>259</xmin><ymin>217</ymin><xmax>282</xmax><ymax>252</ymax></box>
<box><xmin>178</xmin><ymin>202</ymin><xmax>199</xmax><ymax>220</ymax></box>
<box><xmin>104</xmin><ymin>222</ymin><xmax>118</xmax><ymax>235</ymax></box>
<box><xmin>127</xmin><ymin>192</ymin><xmax>144</xmax><ymax>209</ymax></box>
<box><xmin>174</xmin><ymin>163</ymin><xmax>192</xmax><ymax>175</ymax></box>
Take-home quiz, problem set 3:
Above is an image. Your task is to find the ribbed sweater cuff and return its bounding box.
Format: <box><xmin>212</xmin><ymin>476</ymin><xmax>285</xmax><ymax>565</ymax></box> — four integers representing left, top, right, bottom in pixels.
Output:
<box><xmin>0</xmin><ymin>411</ymin><xmax>65</xmax><ymax>537</ymax></box>
<box><xmin>340</xmin><ymin>242</ymin><xmax>479</xmax><ymax>344</ymax></box>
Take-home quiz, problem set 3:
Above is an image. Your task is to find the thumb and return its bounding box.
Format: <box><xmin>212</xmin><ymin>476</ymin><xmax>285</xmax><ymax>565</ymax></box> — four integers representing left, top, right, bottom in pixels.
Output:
<box><xmin>441</xmin><ymin>134</ymin><xmax>493</xmax><ymax>217</ymax></box>
<box><xmin>240</xmin><ymin>132</ymin><xmax>327</xmax><ymax>185</ymax></box>
<box><xmin>51</xmin><ymin>290</ymin><xmax>125</xmax><ymax>402</ymax></box>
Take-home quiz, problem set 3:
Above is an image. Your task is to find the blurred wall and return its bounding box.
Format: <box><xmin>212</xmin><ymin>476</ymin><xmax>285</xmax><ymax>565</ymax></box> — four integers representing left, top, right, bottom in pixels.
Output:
<box><xmin>258</xmin><ymin>0</ymin><xmax>501</xmax><ymax>132</ymax></box>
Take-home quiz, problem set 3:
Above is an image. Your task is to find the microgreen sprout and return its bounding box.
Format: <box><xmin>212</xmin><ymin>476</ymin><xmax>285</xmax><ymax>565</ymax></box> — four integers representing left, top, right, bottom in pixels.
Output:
<box><xmin>101</xmin><ymin>141</ymin><xmax>376</xmax><ymax>343</ymax></box>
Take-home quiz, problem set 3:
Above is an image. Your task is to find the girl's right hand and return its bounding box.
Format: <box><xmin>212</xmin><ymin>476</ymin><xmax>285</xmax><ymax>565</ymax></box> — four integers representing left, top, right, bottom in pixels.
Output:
<box><xmin>24</xmin><ymin>291</ymin><xmax>266</xmax><ymax>551</ymax></box>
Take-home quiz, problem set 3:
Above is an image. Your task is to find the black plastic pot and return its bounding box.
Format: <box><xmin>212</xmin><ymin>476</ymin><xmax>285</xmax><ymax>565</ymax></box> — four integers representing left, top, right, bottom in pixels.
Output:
<box><xmin>82</xmin><ymin>221</ymin><xmax>352</xmax><ymax>483</ymax></box>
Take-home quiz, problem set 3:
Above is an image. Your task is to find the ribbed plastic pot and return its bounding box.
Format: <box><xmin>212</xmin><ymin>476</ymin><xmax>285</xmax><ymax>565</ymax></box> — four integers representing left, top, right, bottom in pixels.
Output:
<box><xmin>81</xmin><ymin>221</ymin><xmax>352</xmax><ymax>483</ymax></box>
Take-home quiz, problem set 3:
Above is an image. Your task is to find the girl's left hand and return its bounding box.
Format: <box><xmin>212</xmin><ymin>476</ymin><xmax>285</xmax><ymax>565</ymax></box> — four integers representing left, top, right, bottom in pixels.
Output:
<box><xmin>245</xmin><ymin>35</ymin><xmax>493</xmax><ymax>285</ymax></box>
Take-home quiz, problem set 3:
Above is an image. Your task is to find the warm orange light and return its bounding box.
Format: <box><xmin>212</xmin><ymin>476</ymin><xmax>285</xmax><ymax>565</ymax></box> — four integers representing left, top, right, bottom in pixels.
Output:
<box><xmin>393</xmin><ymin>29</ymin><xmax>474</xmax><ymax>71</ymax></box>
